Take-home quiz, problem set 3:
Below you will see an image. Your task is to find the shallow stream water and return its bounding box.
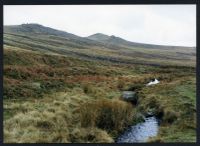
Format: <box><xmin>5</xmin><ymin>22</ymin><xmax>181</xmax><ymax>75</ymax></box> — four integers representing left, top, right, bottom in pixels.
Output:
<box><xmin>116</xmin><ymin>116</ymin><xmax>159</xmax><ymax>143</ymax></box>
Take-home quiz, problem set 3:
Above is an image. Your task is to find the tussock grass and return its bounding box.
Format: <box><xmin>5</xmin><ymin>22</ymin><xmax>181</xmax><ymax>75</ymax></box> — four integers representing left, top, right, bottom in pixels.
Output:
<box><xmin>69</xmin><ymin>127</ymin><xmax>114</xmax><ymax>143</ymax></box>
<box><xmin>79</xmin><ymin>98</ymin><xmax>134</xmax><ymax>136</ymax></box>
<box><xmin>3</xmin><ymin>90</ymin><xmax>115</xmax><ymax>143</ymax></box>
<box><xmin>4</xmin><ymin>110</ymin><xmax>70</xmax><ymax>143</ymax></box>
<box><xmin>162</xmin><ymin>109</ymin><xmax>179</xmax><ymax>124</ymax></box>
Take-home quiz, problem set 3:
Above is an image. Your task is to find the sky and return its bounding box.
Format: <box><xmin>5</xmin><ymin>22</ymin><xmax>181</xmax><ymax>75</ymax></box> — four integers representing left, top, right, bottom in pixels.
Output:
<box><xmin>4</xmin><ymin>5</ymin><xmax>196</xmax><ymax>46</ymax></box>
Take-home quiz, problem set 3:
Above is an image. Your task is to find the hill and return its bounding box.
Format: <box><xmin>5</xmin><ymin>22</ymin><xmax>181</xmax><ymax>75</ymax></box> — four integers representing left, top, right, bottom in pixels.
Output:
<box><xmin>87</xmin><ymin>33</ymin><xmax>195</xmax><ymax>50</ymax></box>
<box><xmin>4</xmin><ymin>23</ymin><xmax>196</xmax><ymax>67</ymax></box>
<box><xmin>87</xmin><ymin>33</ymin><xmax>110</xmax><ymax>42</ymax></box>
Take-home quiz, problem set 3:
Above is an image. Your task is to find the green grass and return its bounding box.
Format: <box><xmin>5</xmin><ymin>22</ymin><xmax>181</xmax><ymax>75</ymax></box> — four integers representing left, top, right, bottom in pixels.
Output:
<box><xmin>137</xmin><ymin>76</ymin><xmax>196</xmax><ymax>142</ymax></box>
<box><xmin>175</xmin><ymin>82</ymin><xmax>196</xmax><ymax>104</ymax></box>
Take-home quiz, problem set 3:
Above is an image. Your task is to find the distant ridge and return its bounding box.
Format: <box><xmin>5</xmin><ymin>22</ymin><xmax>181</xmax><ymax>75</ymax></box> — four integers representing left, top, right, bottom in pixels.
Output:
<box><xmin>87</xmin><ymin>33</ymin><xmax>110</xmax><ymax>42</ymax></box>
<box><xmin>3</xmin><ymin>23</ymin><xmax>196</xmax><ymax>67</ymax></box>
<box><xmin>4</xmin><ymin>23</ymin><xmax>105</xmax><ymax>47</ymax></box>
<box><xmin>4</xmin><ymin>23</ymin><xmax>80</xmax><ymax>39</ymax></box>
<box><xmin>4</xmin><ymin>23</ymin><xmax>195</xmax><ymax>49</ymax></box>
<box><xmin>87</xmin><ymin>33</ymin><xmax>195</xmax><ymax>49</ymax></box>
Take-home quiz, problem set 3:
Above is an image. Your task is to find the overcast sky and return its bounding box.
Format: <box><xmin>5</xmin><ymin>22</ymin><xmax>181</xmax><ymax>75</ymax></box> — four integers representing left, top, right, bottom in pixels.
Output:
<box><xmin>4</xmin><ymin>5</ymin><xmax>196</xmax><ymax>46</ymax></box>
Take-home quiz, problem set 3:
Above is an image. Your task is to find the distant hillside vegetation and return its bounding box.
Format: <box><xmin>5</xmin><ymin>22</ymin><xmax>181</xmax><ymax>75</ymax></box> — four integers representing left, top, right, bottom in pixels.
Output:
<box><xmin>87</xmin><ymin>33</ymin><xmax>195</xmax><ymax>50</ymax></box>
<box><xmin>4</xmin><ymin>23</ymin><xmax>196</xmax><ymax>66</ymax></box>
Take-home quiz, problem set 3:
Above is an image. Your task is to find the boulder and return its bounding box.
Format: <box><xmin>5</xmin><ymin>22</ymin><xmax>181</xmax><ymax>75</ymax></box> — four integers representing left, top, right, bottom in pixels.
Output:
<box><xmin>122</xmin><ymin>91</ymin><xmax>138</xmax><ymax>103</ymax></box>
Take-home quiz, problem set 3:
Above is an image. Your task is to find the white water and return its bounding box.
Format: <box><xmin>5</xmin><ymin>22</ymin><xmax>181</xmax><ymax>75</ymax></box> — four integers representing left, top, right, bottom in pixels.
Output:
<box><xmin>117</xmin><ymin>117</ymin><xmax>159</xmax><ymax>143</ymax></box>
<box><xmin>146</xmin><ymin>79</ymin><xmax>159</xmax><ymax>86</ymax></box>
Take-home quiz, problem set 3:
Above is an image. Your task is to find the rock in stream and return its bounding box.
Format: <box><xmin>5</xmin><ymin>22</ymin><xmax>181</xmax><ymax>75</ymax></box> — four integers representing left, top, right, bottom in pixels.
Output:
<box><xmin>122</xmin><ymin>91</ymin><xmax>138</xmax><ymax>103</ymax></box>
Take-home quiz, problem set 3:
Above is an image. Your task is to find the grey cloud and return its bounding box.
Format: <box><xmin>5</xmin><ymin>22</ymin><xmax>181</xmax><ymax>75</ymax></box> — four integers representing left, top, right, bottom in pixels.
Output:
<box><xmin>4</xmin><ymin>5</ymin><xmax>196</xmax><ymax>46</ymax></box>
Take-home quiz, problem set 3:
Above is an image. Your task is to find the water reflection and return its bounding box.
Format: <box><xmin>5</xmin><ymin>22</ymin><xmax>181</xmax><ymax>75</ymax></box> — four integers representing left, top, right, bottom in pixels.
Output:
<box><xmin>117</xmin><ymin>116</ymin><xmax>159</xmax><ymax>143</ymax></box>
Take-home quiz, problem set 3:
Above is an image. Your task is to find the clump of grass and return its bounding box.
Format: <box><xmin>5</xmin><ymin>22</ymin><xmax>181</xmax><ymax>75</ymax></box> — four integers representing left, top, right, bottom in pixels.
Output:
<box><xmin>79</xmin><ymin>98</ymin><xmax>134</xmax><ymax>136</ymax></box>
<box><xmin>69</xmin><ymin>127</ymin><xmax>114</xmax><ymax>143</ymax></box>
<box><xmin>117</xmin><ymin>79</ymin><xmax>125</xmax><ymax>91</ymax></box>
<box><xmin>162</xmin><ymin>109</ymin><xmax>179</xmax><ymax>124</ymax></box>
<box><xmin>137</xmin><ymin>95</ymin><xmax>164</xmax><ymax>118</ymax></box>
<box><xmin>126</xmin><ymin>83</ymin><xmax>144</xmax><ymax>91</ymax></box>
<box><xmin>82</xmin><ymin>83</ymin><xmax>95</xmax><ymax>94</ymax></box>
<box><xmin>82</xmin><ymin>83</ymin><xmax>106</xmax><ymax>99</ymax></box>
<box><xmin>3</xmin><ymin>110</ymin><xmax>70</xmax><ymax>143</ymax></box>
<box><xmin>147</xmin><ymin>136</ymin><xmax>164</xmax><ymax>143</ymax></box>
<box><xmin>156</xmin><ymin>125</ymin><xmax>196</xmax><ymax>142</ymax></box>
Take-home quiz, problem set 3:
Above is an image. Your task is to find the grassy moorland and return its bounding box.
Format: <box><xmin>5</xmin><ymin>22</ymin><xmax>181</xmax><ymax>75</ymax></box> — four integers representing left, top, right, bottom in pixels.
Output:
<box><xmin>3</xmin><ymin>24</ymin><xmax>196</xmax><ymax>143</ymax></box>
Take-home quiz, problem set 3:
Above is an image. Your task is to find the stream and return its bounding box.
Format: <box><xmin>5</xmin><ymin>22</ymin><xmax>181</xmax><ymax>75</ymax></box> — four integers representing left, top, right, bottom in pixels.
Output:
<box><xmin>116</xmin><ymin>116</ymin><xmax>159</xmax><ymax>143</ymax></box>
<box><xmin>116</xmin><ymin>78</ymin><xmax>160</xmax><ymax>143</ymax></box>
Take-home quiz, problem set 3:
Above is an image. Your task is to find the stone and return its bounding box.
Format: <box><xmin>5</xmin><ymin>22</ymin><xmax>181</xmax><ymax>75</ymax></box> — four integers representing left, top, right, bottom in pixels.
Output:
<box><xmin>30</xmin><ymin>82</ymin><xmax>41</xmax><ymax>89</ymax></box>
<box><xmin>122</xmin><ymin>91</ymin><xmax>138</xmax><ymax>102</ymax></box>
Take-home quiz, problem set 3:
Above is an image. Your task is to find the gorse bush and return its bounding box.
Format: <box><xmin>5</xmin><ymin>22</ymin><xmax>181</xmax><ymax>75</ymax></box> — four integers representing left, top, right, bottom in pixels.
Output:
<box><xmin>79</xmin><ymin>98</ymin><xmax>134</xmax><ymax>135</ymax></box>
